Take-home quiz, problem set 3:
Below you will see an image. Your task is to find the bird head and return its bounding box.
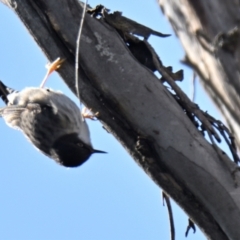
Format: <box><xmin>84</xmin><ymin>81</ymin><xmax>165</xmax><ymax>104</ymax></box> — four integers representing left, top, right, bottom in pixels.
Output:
<box><xmin>51</xmin><ymin>133</ymin><xmax>106</xmax><ymax>167</ymax></box>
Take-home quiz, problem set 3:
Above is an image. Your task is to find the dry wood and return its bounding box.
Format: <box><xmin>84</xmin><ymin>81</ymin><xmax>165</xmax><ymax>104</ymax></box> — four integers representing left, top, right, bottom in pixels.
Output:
<box><xmin>159</xmin><ymin>0</ymin><xmax>240</xmax><ymax>149</ymax></box>
<box><xmin>1</xmin><ymin>0</ymin><xmax>240</xmax><ymax>239</ymax></box>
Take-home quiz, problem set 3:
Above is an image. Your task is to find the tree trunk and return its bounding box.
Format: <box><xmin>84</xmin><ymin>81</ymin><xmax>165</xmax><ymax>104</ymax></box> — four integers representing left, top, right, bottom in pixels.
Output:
<box><xmin>1</xmin><ymin>0</ymin><xmax>240</xmax><ymax>239</ymax></box>
<box><xmin>159</xmin><ymin>0</ymin><xmax>240</xmax><ymax>149</ymax></box>
<box><xmin>159</xmin><ymin>1</ymin><xmax>240</xmax><ymax>239</ymax></box>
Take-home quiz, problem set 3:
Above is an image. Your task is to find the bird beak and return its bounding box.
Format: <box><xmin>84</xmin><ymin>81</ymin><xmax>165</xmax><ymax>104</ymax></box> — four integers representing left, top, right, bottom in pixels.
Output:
<box><xmin>93</xmin><ymin>149</ymin><xmax>107</xmax><ymax>154</ymax></box>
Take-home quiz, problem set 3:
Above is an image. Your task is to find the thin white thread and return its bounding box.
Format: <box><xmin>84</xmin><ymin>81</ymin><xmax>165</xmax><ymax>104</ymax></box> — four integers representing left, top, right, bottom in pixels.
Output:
<box><xmin>75</xmin><ymin>0</ymin><xmax>88</xmax><ymax>121</ymax></box>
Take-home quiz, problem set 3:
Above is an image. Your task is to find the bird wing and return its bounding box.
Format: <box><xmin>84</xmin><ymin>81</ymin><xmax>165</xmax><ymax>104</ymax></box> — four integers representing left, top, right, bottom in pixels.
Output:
<box><xmin>0</xmin><ymin>103</ymin><xmax>42</xmax><ymax>130</ymax></box>
<box><xmin>0</xmin><ymin>106</ymin><xmax>26</xmax><ymax>129</ymax></box>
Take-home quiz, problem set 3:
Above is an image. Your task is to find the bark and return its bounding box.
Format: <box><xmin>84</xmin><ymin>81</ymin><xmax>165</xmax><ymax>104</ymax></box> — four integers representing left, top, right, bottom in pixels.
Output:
<box><xmin>159</xmin><ymin>0</ymin><xmax>240</xmax><ymax>149</ymax></box>
<box><xmin>1</xmin><ymin>0</ymin><xmax>240</xmax><ymax>239</ymax></box>
<box><xmin>159</xmin><ymin>1</ymin><xmax>240</xmax><ymax>239</ymax></box>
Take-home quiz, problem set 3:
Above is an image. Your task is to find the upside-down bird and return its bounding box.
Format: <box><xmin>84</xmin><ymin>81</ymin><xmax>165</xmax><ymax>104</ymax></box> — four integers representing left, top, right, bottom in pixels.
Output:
<box><xmin>0</xmin><ymin>58</ymin><xmax>106</xmax><ymax>167</ymax></box>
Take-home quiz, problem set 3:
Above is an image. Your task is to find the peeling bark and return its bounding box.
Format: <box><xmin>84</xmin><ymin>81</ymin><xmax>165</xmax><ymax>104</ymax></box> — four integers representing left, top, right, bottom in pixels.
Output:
<box><xmin>159</xmin><ymin>0</ymin><xmax>240</xmax><ymax>150</ymax></box>
<box><xmin>159</xmin><ymin>1</ymin><xmax>240</xmax><ymax>239</ymax></box>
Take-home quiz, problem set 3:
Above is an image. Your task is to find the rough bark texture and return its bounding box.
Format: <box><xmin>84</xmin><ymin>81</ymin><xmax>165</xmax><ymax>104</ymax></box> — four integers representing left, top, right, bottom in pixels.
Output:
<box><xmin>159</xmin><ymin>0</ymin><xmax>240</xmax><ymax>150</ymax></box>
<box><xmin>159</xmin><ymin>1</ymin><xmax>240</xmax><ymax>239</ymax></box>
<box><xmin>1</xmin><ymin>0</ymin><xmax>240</xmax><ymax>239</ymax></box>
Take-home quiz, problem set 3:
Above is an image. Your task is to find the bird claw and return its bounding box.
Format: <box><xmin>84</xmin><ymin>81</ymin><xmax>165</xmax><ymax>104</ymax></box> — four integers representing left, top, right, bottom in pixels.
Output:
<box><xmin>81</xmin><ymin>107</ymin><xmax>99</xmax><ymax>120</ymax></box>
<box><xmin>40</xmin><ymin>57</ymin><xmax>65</xmax><ymax>88</ymax></box>
<box><xmin>45</xmin><ymin>58</ymin><xmax>65</xmax><ymax>73</ymax></box>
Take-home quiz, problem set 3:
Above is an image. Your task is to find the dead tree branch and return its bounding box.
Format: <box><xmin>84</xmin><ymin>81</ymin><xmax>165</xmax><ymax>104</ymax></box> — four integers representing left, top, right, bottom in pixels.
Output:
<box><xmin>1</xmin><ymin>0</ymin><xmax>240</xmax><ymax>239</ymax></box>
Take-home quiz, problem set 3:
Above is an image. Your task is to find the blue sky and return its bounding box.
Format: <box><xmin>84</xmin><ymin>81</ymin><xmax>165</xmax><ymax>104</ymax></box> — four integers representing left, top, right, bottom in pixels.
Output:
<box><xmin>0</xmin><ymin>1</ymin><xmax>227</xmax><ymax>240</ymax></box>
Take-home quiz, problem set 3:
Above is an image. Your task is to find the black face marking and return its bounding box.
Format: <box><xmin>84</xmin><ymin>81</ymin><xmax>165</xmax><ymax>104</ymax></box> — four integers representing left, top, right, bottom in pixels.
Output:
<box><xmin>51</xmin><ymin>133</ymin><xmax>93</xmax><ymax>167</ymax></box>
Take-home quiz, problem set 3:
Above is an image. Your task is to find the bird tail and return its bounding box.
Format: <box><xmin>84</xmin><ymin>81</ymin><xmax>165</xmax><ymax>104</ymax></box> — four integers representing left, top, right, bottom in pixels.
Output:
<box><xmin>0</xmin><ymin>81</ymin><xmax>16</xmax><ymax>105</ymax></box>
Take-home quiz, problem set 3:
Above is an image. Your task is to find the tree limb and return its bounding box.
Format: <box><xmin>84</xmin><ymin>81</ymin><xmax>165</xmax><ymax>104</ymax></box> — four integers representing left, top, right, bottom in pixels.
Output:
<box><xmin>1</xmin><ymin>0</ymin><xmax>240</xmax><ymax>239</ymax></box>
<box><xmin>159</xmin><ymin>0</ymin><xmax>240</xmax><ymax>150</ymax></box>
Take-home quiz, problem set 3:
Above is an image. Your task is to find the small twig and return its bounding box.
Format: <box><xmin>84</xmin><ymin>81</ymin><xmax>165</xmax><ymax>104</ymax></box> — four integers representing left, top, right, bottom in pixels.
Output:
<box><xmin>162</xmin><ymin>192</ymin><xmax>175</xmax><ymax>240</ymax></box>
<box><xmin>185</xmin><ymin>218</ymin><xmax>196</xmax><ymax>237</ymax></box>
<box><xmin>75</xmin><ymin>0</ymin><xmax>88</xmax><ymax>120</ymax></box>
<box><xmin>207</xmin><ymin>131</ymin><xmax>239</xmax><ymax>186</ymax></box>
<box><xmin>191</xmin><ymin>72</ymin><xmax>197</xmax><ymax>102</ymax></box>
<box><xmin>144</xmin><ymin>40</ymin><xmax>221</xmax><ymax>143</ymax></box>
<box><xmin>203</xmin><ymin>112</ymin><xmax>240</xmax><ymax>163</ymax></box>
<box><xmin>168</xmin><ymin>84</ymin><xmax>239</xmax><ymax>165</ymax></box>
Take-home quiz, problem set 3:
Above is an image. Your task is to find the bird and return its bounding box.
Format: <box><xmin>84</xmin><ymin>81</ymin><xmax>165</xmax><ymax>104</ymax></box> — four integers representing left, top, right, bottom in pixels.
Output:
<box><xmin>0</xmin><ymin>58</ymin><xmax>106</xmax><ymax>167</ymax></box>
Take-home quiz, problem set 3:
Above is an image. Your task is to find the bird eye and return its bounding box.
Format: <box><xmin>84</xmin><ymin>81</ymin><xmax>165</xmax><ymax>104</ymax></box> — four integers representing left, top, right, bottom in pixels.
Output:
<box><xmin>42</xmin><ymin>104</ymin><xmax>52</xmax><ymax>110</ymax></box>
<box><xmin>75</xmin><ymin>142</ymin><xmax>91</xmax><ymax>151</ymax></box>
<box><xmin>76</xmin><ymin>142</ymin><xmax>84</xmax><ymax>147</ymax></box>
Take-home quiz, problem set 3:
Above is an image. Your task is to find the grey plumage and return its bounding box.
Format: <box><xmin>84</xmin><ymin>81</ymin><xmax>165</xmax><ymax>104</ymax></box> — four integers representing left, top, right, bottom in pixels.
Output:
<box><xmin>0</xmin><ymin>81</ymin><xmax>106</xmax><ymax>167</ymax></box>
